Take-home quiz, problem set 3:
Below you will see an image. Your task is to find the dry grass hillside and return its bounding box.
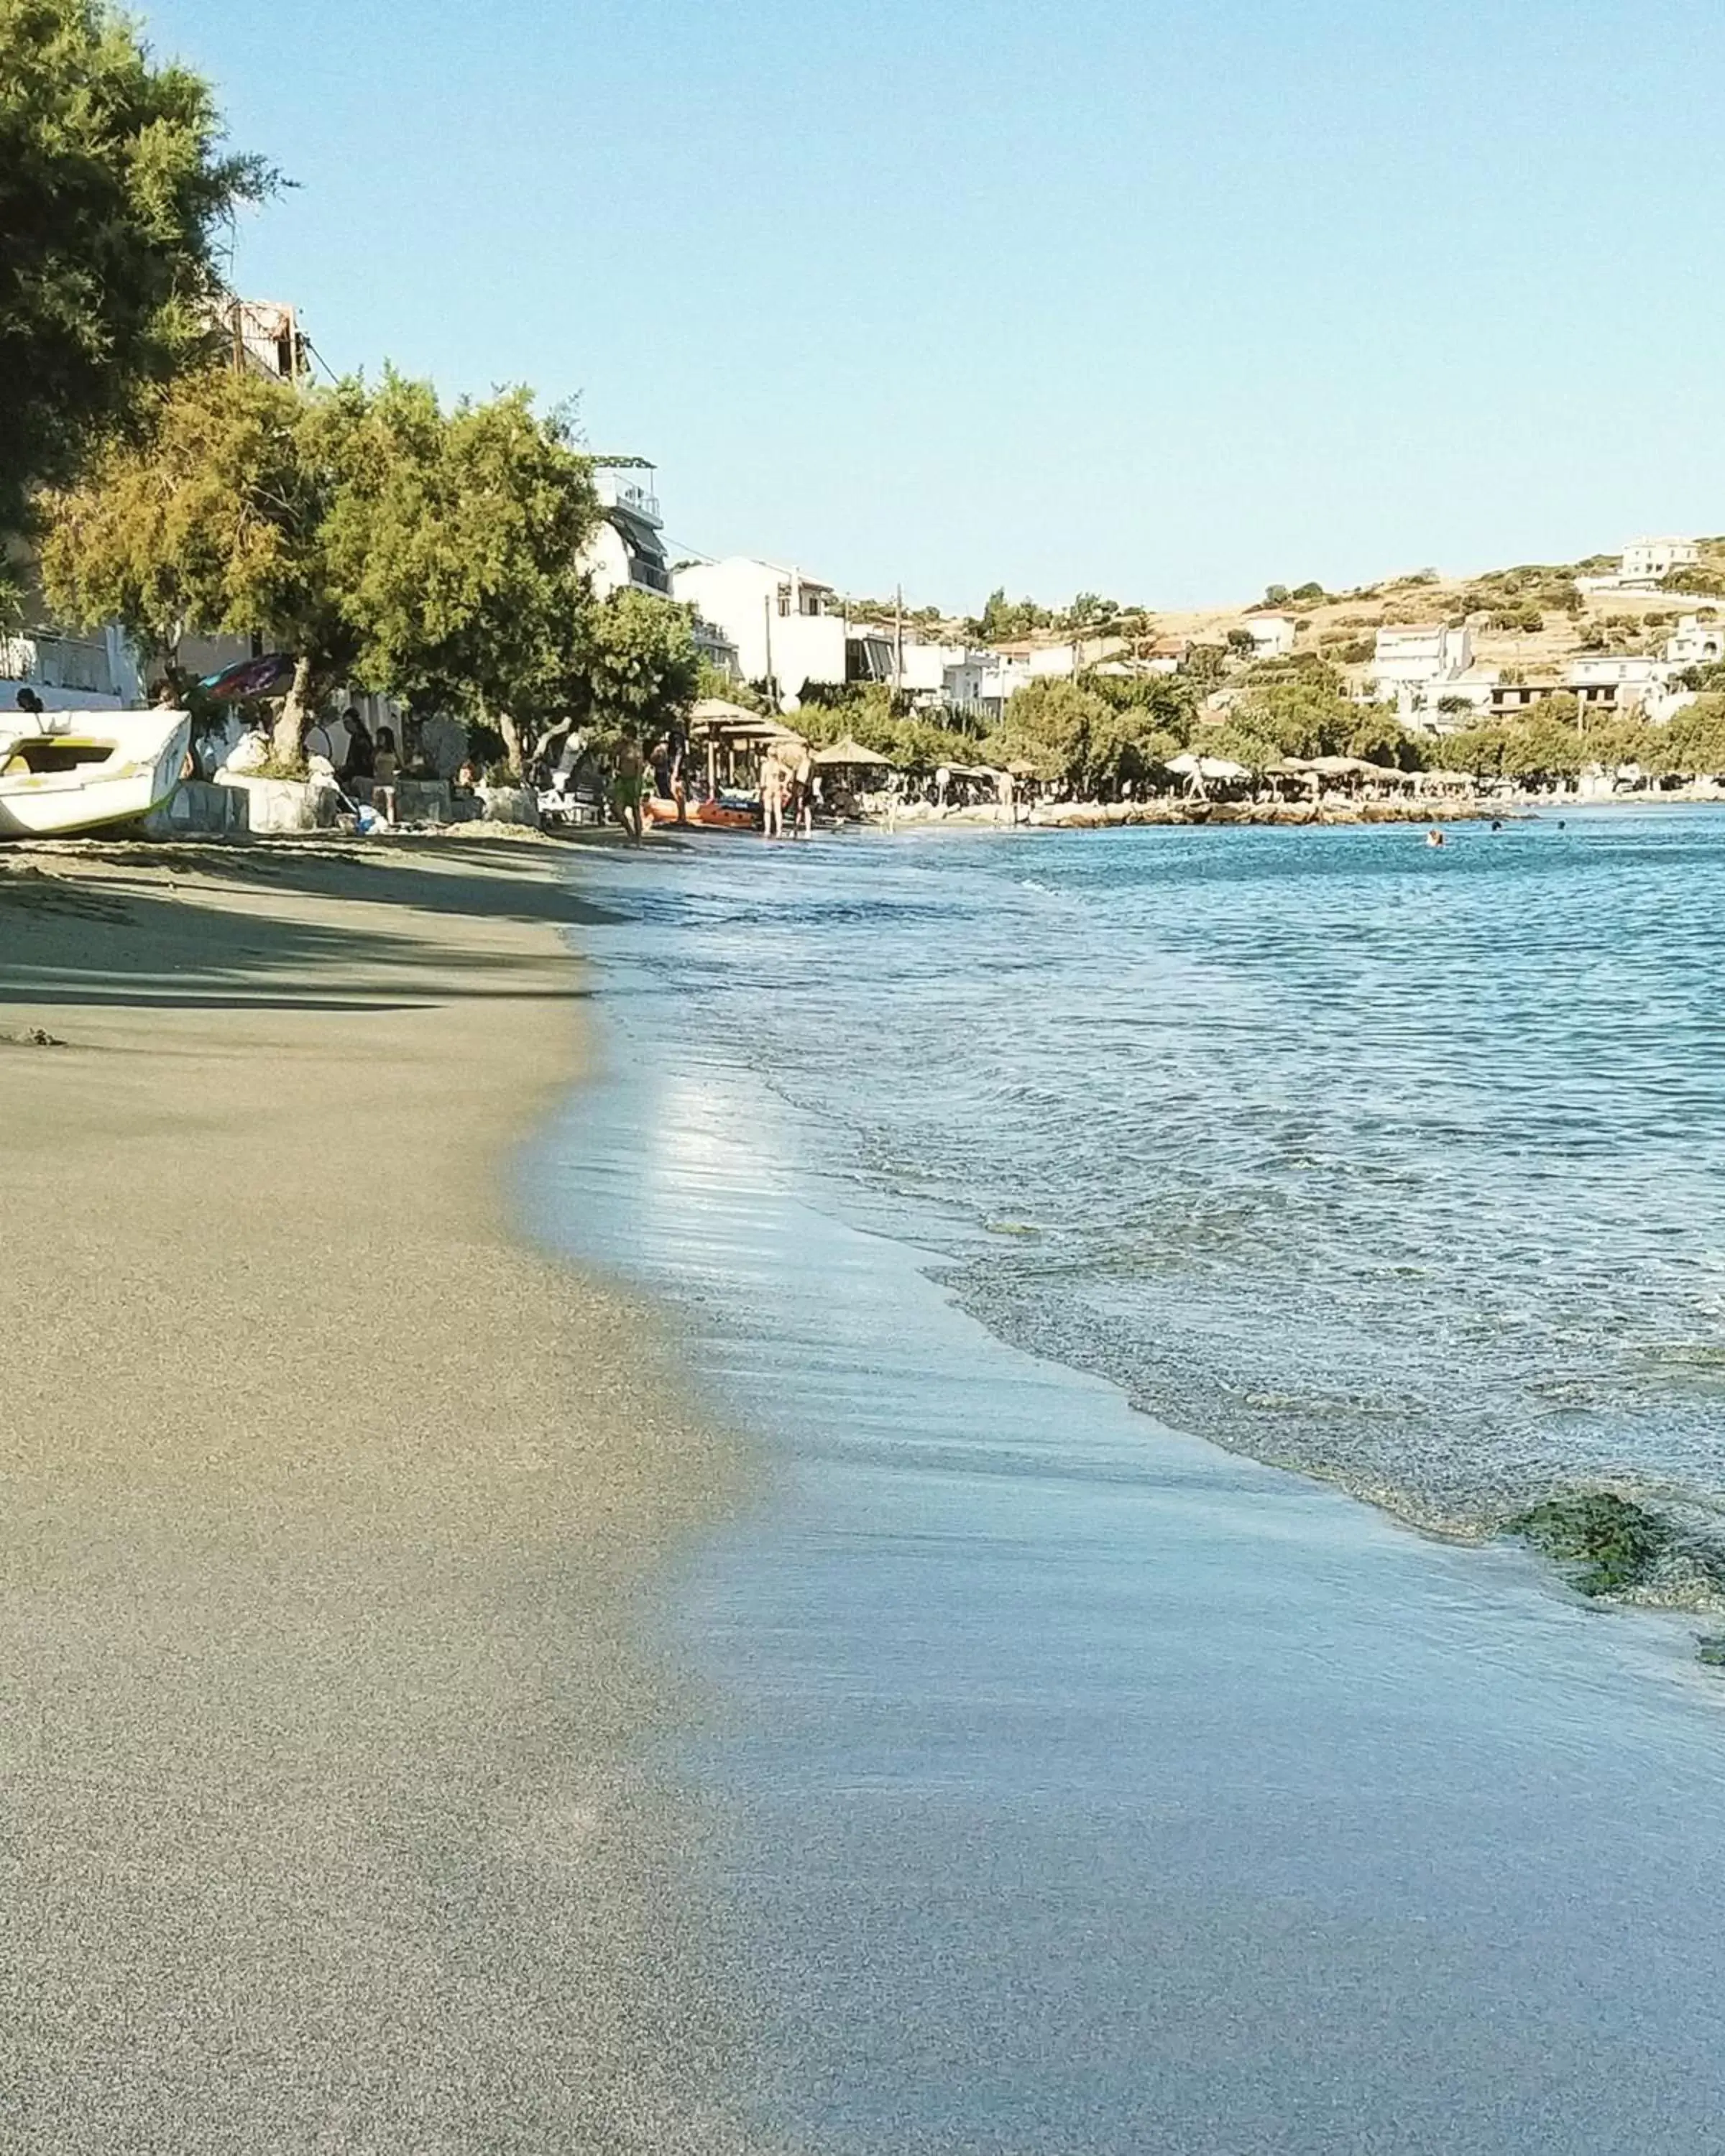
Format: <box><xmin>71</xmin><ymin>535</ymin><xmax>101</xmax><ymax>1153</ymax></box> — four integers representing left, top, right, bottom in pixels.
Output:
<box><xmin>942</xmin><ymin>545</ymin><xmax>1725</xmax><ymax>689</ymax></box>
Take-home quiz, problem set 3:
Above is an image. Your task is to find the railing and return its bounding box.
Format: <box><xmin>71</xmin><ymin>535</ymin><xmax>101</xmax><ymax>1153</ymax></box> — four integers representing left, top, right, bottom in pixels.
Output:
<box><xmin>0</xmin><ymin>632</ymin><xmax>115</xmax><ymax>696</ymax></box>
<box><xmin>597</xmin><ymin>474</ymin><xmax>662</xmax><ymax>520</ymax></box>
<box><xmin>628</xmin><ymin>558</ymin><xmax>673</xmax><ymax>594</ymax></box>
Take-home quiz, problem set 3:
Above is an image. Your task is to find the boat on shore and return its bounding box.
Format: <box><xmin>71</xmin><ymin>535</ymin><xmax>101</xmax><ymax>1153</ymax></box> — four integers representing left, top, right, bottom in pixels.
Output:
<box><xmin>645</xmin><ymin>793</ymin><xmax>758</xmax><ymax>831</ymax></box>
<box><xmin>0</xmin><ymin>707</ymin><xmax>190</xmax><ymax>839</ymax></box>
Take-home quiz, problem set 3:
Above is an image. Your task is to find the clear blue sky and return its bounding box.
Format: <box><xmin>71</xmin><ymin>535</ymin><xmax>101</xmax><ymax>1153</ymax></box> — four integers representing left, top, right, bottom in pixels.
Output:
<box><xmin>147</xmin><ymin>0</ymin><xmax>1724</xmax><ymax>612</ymax></box>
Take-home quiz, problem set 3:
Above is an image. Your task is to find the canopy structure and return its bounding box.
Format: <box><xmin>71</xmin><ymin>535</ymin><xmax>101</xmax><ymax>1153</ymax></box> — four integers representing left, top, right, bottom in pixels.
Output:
<box><xmin>1167</xmin><ymin>751</ymin><xmax>1251</xmax><ymax>782</ymax></box>
<box><xmin>691</xmin><ymin>702</ymin><xmax>805</xmax><ymax>749</ymax></box>
<box><xmin>811</xmin><ymin>735</ymin><xmax>894</xmax><ymax>769</ymax></box>
<box><xmin>1280</xmin><ymin>754</ymin><xmax>1417</xmax><ymax>787</ymax></box>
<box><xmin>691</xmin><ymin>696</ymin><xmax>764</xmax><ymax>727</ymax></box>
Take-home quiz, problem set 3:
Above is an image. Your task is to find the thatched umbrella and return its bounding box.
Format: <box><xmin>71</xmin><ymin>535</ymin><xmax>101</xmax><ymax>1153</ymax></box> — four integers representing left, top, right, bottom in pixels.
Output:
<box><xmin>691</xmin><ymin>696</ymin><xmax>764</xmax><ymax>728</ymax></box>
<box><xmin>811</xmin><ymin>735</ymin><xmax>894</xmax><ymax>769</ymax></box>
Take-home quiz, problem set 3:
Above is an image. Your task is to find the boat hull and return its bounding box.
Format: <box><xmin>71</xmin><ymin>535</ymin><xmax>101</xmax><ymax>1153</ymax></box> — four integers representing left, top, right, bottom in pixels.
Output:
<box><xmin>0</xmin><ymin>710</ymin><xmax>190</xmax><ymax>839</ymax></box>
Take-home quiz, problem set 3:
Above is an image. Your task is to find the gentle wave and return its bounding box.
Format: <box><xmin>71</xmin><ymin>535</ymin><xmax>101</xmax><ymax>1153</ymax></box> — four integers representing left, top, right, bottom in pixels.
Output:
<box><xmin>579</xmin><ymin>810</ymin><xmax>1725</xmax><ymax>1588</ymax></box>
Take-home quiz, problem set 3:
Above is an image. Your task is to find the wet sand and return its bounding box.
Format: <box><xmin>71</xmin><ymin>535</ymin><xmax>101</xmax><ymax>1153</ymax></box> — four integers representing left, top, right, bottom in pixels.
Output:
<box><xmin>0</xmin><ymin>837</ymin><xmax>755</xmax><ymax>2153</ymax></box>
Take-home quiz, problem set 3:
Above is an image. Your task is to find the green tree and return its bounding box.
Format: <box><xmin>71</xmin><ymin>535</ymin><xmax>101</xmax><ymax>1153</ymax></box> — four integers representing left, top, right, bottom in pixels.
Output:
<box><xmin>1</xmin><ymin>0</ymin><xmax>271</xmax><ymax>543</ymax></box>
<box><xmin>974</xmin><ymin>587</ymin><xmax>1053</xmax><ymax>642</ymax></box>
<box><xmin>579</xmin><ymin>588</ymin><xmax>699</xmax><ymax>746</ymax></box>
<box><xmin>1662</xmin><ymin>694</ymin><xmax>1725</xmax><ymax>775</ymax></box>
<box><xmin>1085</xmin><ymin>668</ymin><xmax>1197</xmax><ymax>747</ymax></box>
<box><xmin>1346</xmin><ymin>707</ymin><xmax>1425</xmax><ymax>769</ymax></box>
<box><xmin>40</xmin><ymin>362</ymin><xmax>355</xmax><ymax>760</ymax></box>
<box><xmin>982</xmin><ymin>677</ymin><xmax>1136</xmax><ymax>791</ymax></box>
<box><xmin>323</xmin><ymin>372</ymin><xmax>599</xmax><ymax>773</ymax></box>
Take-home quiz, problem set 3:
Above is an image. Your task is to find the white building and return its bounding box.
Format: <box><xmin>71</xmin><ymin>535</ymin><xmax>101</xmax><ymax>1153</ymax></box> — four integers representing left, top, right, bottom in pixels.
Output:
<box><xmin>845</xmin><ymin>627</ymin><xmax>993</xmax><ymax>711</ymax></box>
<box><xmin>0</xmin><ymin>623</ymin><xmax>142</xmax><ymax>711</ymax></box>
<box><xmin>1242</xmin><ymin>612</ymin><xmax>1297</xmax><ymax>658</ymax></box>
<box><xmin>1369</xmin><ymin>624</ymin><xmax>1473</xmax><ymax>693</ymax></box>
<box><xmin>1619</xmin><ymin>536</ymin><xmax>1700</xmax><ymax>589</ymax></box>
<box><xmin>1665</xmin><ymin>613</ymin><xmax>1725</xmax><ymax>667</ymax></box>
<box><xmin>671</xmin><ymin>557</ymin><xmax>849</xmax><ymax>699</ymax></box>
<box><xmin>584</xmin><ymin>461</ymin><xmax>674</xmax><ymax>600</ymax></box>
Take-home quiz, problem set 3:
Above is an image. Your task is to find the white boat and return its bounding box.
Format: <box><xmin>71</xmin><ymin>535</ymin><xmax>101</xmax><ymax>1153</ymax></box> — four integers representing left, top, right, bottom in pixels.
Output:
<box><xmin>0</xmin><ymin>706</ymin><xmax>190</xmax><ymax>839</ymax></box>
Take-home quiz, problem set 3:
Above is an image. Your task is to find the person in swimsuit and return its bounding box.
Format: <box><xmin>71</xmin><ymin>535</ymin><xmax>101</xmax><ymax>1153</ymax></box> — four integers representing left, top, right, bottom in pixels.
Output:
<box><xmin>611</xmin><ymin>733</ymin><xmax>645</xmax><ymax>843</ymax></box>
<box><xmin>759</xmin><ymin>745</ymin><xmax>787</xmax><ymax>839</ymax></box>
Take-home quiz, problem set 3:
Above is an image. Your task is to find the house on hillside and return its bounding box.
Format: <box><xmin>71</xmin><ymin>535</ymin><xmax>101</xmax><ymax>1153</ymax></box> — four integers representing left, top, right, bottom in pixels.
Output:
<box><xmin>1619</xmin><ymin>537</ymin><xmax>1699</xmax><ymax>589</ymax></box>
<box><xmin>1369</xmin><ymin>624</ymin><xmax>1473</xmax><ymax>691</ymax></box>
<box><xmin>1242</xmin><ymin>613</ymin><xmax>1297</xmax><ymax>658</ymax></box>
<box><xmin>1145</xmin><ymin>636</ymin><xmax>1188</xmax><ymax>675</ymax></box>
<box><xmin>1565</xmin><ymin>653</ymin><xmax>1665</xmax><ymax>713</ymax></box>
<box><xmin>843</xmin><ymin>627</ymin><xmax>994</xmax><ymax>712</ymax></box>
<box><xmin>1665</xmin><ymin>614</ymin><xmax>1725</xmax><ymax>667</ymax></box>
<box><xmin>1577</xmin><ymin>537</ymin><xmax>1704</xmax><ymax>596</ymax></box>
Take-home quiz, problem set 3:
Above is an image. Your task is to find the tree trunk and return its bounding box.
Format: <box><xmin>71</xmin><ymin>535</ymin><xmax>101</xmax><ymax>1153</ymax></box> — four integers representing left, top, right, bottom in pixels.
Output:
<box><xmin>274</xmin><ymin>655</ymin><xmax>315</xmax><ymax>768</ymax></box>
<box><xmin>497</xmin><ymin>709</ymin><xmax>525</xmax><ymax>779</ymax></box>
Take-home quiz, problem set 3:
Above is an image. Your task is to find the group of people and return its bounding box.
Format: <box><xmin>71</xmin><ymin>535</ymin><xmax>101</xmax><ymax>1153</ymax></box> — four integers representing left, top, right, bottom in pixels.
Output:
<box><xmin>602</xmin><ymin>722</ymin><xmax>690</xmax><ymax>844</ymax></box>
<box><xmin>758</xmin><ymin>737</ymin><xmax>816</xmax><ymax>839</ymax></box>
<box><xmin>305</xmin><ymin>706</ymin><xmax>400</xmax><ymax>823</ymax></box>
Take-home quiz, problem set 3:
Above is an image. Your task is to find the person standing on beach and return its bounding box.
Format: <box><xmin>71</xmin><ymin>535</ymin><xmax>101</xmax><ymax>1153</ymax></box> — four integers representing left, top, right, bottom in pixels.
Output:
<box><xmin>612</xmin><ymin>732</ymin><xmax>646</xmax><ymax>844</ymax></box>
<box><xmin>759</xmin><ymin>743</ymin><xmax>786</xmax><ymax>839</ymax></box>
<box><xmin>788</xmin><ymin>738</ymin><xmax>815</xmax><ymax>838</ymax></box>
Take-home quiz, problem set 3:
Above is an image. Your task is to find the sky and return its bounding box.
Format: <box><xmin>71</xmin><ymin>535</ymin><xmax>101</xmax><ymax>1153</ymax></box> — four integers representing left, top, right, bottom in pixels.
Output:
<box><xmin>146</xmin><ymin>0</ymin><xmax>1725</xmax><ymax>614</ymax></box>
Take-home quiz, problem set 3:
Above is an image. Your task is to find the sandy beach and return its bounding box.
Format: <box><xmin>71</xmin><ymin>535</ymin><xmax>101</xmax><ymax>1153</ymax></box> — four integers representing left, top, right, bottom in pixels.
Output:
<box><xmin>0</xmin><ymin>835</ymin><xmax>755</xmax><ymax>2153</ymax></box>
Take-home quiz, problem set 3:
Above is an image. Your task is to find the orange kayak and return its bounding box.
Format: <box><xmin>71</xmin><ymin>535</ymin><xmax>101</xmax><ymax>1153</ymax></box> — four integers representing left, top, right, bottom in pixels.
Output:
<box><xmin>646</xmin><ymin>796</ymin><xmax>758</xmax><ymax>831</ymax></box>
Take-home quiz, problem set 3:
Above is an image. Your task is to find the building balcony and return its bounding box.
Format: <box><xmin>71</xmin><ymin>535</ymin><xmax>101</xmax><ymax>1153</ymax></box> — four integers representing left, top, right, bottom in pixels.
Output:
<box><xmin>594</xmin><ymin>467</ymin><xmax>662</xmax><ymax>526</ymax></box>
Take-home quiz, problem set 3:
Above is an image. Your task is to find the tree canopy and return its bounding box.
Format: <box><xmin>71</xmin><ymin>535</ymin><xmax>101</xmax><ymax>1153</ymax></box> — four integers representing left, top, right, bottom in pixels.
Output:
<box><xmin>320</xmin><ymin>372</ymin><xmax>600</xmax><ymax>769</ymax></box>
<box><xmin>40</xmin><ymin>362</ymin><xmax>354</xmax><ymax>755</ymax></box>
<box><xmin>577</xmin><ymin>588</ymin><xmax>700</xmax><ymax>745</ymax></box>
<box><xmin>0</xmin><ymin>0</ymin><xmax>270</xmax><ymax>543</ymax></box>
<box><xmin>981</xmin><ymin>676</ymin><xmax>1182</xmax><ymax>791</ymax></box>
<box><xmin>40</xmin><ymin>362</ymin><xmax>607</xmax><ymax>765</ymax></box>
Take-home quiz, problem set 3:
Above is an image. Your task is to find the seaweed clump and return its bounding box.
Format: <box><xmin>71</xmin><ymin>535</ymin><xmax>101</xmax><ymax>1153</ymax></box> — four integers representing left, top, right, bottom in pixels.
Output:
<box><xmin>1506</xmin><ymin>1492</ymin><xmax>1670</xmax><ymax>1598</ymax></box>
<box><xmin>1696</xmin><ymin>1636</ymin><xmax>1725</xmax><ymax>1670</ymax></box>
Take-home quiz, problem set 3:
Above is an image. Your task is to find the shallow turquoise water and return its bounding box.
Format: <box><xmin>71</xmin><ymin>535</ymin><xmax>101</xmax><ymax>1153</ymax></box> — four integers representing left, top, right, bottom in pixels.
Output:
<box><xmin>561</xmin><ymin>808</ymin><xmax>1725</xmax><ymax>1543</ymax></box>
<box><xmin>528</xmin><ymin>811</ymin><xmax>1725</xmax><ymax>2153</ymax></box>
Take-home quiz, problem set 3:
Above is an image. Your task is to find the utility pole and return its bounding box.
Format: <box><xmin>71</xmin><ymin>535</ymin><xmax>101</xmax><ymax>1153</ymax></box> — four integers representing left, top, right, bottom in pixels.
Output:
<box><xmin>763</xmin><ymin>594</ymin><xmax>776</xmax><ymax>711</ymax></box>
<box><xmin>894</xmin><ymin>584</ymin><xmax>904</xmax><ymax>697</ymax></box>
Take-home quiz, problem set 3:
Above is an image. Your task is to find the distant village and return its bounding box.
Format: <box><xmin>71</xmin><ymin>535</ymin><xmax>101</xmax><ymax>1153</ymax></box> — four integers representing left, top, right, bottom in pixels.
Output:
<box><xmin>5</xmin><ymin>292</ymin><xmax>1723</xmax><ymax>759</ymax></box>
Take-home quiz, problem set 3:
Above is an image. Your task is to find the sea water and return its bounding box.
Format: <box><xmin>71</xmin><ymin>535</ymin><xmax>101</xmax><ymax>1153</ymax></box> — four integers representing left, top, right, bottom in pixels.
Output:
<box><xmin>531</xmin><ymin>811</ymin><xmax>1725</xmax><ymax>2154</ymax></box>
<box><xmin>556</xmin><ymin>808</ymin><xmax>1725</xmax><ymax>1546</ymax></box>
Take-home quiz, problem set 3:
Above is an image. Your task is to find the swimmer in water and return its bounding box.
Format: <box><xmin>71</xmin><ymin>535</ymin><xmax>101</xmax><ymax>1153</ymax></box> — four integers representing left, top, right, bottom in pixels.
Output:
<box><xmin>1426</xmin><ymin>828</ymin><xmax>1446</xmax><ymax>847</ymax></box>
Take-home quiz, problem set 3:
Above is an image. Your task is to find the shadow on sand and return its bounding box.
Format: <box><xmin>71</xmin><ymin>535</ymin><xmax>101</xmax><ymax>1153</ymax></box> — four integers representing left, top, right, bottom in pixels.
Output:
<box><xmin>0</xmin><ymin>833</ymin><xmax>602</xmax><ymax>1015</ymax></box>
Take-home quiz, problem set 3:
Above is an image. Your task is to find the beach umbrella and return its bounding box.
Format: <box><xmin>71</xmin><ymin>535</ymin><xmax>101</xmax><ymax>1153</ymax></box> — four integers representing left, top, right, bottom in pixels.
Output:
<box><xmin>200</xmin><ymin>652</ymin><xmax>294</xmax><ymax>701</ymax></box>
<box><xmin>811</xmin><ymin>735</ymin><xmax>894</xmax><ymax>768</ymax></box>
<box><xmin>1167</xmin><ymin>752</ymin><xmax>1250</xmax><ymax>782</ymax></box>
<box><xmin>691</xmin><ymin>696</ymin><xmax>762</xmax><ymax>727</ymax></box>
